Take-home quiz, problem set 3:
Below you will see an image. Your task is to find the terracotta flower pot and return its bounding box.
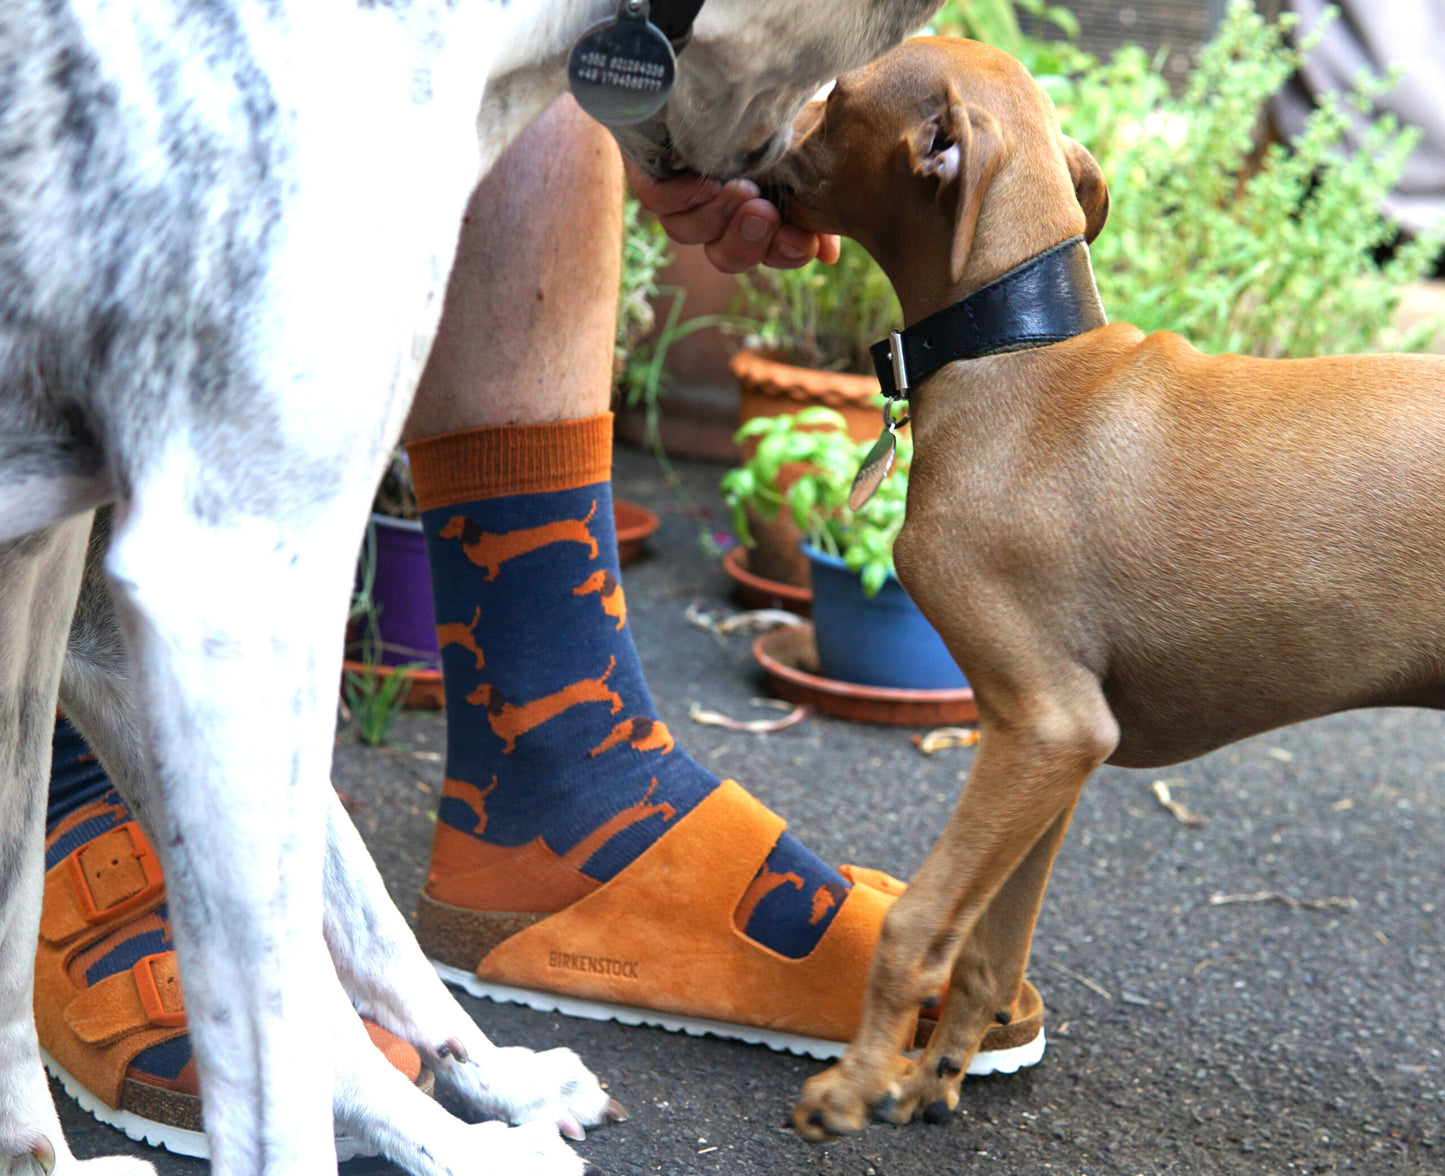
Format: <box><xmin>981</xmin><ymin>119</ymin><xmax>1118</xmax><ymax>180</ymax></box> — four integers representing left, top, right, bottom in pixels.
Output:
<box><xmin>727</xmin><ymin>348</ymin><xmax>889</xmax><ymax>589</ymax></box>
<box><xmin>731</xmin><ymin>348</ymin><xmax>884</xmax><ymax>444</ymax></box>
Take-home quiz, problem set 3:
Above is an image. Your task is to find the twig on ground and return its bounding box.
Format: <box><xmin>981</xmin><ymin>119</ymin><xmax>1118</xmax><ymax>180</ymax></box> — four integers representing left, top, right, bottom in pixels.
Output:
<box><xmin>1042</xmin><ymin>959</ymin><xmax>1113</xmax><ymax>1001</ymax></box>
<box><xmin>688</xmin><ymin>701</ymin><xmax>812</xmax><ymax>734</ymax></box>
<box><xmin>1151</xmin><ymin>779</ymin><xmax>1207</xmax><ymax>826</ymax></box>
<box><xmin>911</xmin><ymin>727</ymin><xmax>979</xmax><ymax>755</ymax></box>
<box><xmin>684</xmin><ymin>600</ymin><xmax>805</xmax><ymax>637</ymax></box>
<box><xmin>1208</xmin><ymin>891</ymin><xmax>1358</xmax><ymax>912</ymax></box>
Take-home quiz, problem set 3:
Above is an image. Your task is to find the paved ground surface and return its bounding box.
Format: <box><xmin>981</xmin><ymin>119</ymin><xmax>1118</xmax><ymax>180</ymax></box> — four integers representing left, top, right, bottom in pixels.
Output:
<box><xmin>58</xmin><ymin>444</ymin><xmax>1444</xmax><ymax>1175</ymax></box>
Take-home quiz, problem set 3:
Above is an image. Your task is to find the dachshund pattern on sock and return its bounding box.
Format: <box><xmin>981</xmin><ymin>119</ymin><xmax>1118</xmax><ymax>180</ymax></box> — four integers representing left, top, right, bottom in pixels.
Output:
<box><xmin>573</xmin><ymin>569</ymin><xmax>626</xmax><ymax>630</ymax></box>
<box><xmin>423</xmin><ymin>481</ymin><xmax>851</xmax><ymax>953</ymax></box>
<box><xmin>435</xmin><ymin>606</ymin><xmax>486</xmax><ymax>670</ymax></box>
<box><xmin>589</xmin><ymin>716</ymin><xmax>674</xmax><ymax>759</ymax></box>
<box><xmin>466</xmin><ymin>657</ymin><xmax>623</xmax><ymax>754</ymax></box>
<box><xmin>440</xmin><ymin>501</ymin><xmax>598</xmax><ymax>581</ymax></box>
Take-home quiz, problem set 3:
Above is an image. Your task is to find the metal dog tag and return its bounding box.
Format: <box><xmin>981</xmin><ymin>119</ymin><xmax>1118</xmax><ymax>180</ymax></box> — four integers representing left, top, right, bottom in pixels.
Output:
<box><xmin>849</xmin><ymin>397</ymin><xmax>910</xmax><ymax>511</ymax></box>
<box><xmin>568</xmin><ymin>0</ymin><xmax>676</xmax><ymax>127</ymax></box>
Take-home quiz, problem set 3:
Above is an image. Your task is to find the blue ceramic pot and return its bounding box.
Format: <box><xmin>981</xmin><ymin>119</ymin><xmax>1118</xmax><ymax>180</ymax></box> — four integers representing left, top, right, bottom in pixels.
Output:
<box><xmin>804</xmin><ymin>545</ymin><xmax>968</xmax><ymax>691</ymax></box>
<box><xmin>359</xmin><ymin>515</ymin><xmax>440</xmax><ymax>669</ymax></box>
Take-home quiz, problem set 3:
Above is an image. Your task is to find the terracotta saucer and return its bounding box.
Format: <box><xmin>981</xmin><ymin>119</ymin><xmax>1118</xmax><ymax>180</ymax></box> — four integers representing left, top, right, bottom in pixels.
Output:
<box><xmin>753</xmin><ymin>624</ymin><xmax>977</xmax><ymax>727</ymax></box>
<box><xmin>722</xmin><ymin>546</ymin><xmax>813</xmax><ymax>616</ymax></box>
<box><xmin>614</xmin><ymin>499</ymin><xmax>659</xmax><ymax>566</ymax></box>
<box><xmin>341</xmin><ymin>661</ymin><xmax>445</xmax><ymax>711</ymax></box>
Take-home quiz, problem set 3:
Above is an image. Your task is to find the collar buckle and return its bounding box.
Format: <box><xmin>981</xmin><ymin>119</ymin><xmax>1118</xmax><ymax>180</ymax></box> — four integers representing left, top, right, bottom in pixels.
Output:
<box><xmin>888</xmin><ymin>330</ymin><xmax>909</xmax><ymax>395</ymax></box>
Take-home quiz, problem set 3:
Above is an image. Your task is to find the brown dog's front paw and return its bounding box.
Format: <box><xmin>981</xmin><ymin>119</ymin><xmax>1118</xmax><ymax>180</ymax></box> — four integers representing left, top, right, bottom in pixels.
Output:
<box><xmin>791</xmin><ymin>1056</ymin><xmax>911</xmax><ymax>1140</ymax></box>
<box><xmin>887</xmin><ymin>1052</ymin><xmax>966</xmax><ymax>1124</ymax></box>
<box><xmin>792</xmin><ymin>1074</ymin><xmax>871</xmax><ymax>1140</ymax></box>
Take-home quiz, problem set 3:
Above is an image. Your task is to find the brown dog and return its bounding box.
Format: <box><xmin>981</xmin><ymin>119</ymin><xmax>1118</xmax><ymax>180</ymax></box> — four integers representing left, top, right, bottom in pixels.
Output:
<box><xmin>769</xmin><ymin>36</ymin><xmax>1445</xmax><ymax>1138</ymax></box>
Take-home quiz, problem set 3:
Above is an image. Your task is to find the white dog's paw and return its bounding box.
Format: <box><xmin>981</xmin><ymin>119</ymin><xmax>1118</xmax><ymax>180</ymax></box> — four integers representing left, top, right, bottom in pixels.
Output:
<box><xmin>1</xmin><ymin>1136</ymin><xmax>156</xmax><ymax>1176</ymax></box>
<box><xmin>468</xmin><ymin>1120</ymin><xmax>599</xmax><ymax>1176</ymax></box>
<box><xmin>443</xmin><ymin>1046</ymin><xmax>625</xmax><ymax>1141</ymax></box>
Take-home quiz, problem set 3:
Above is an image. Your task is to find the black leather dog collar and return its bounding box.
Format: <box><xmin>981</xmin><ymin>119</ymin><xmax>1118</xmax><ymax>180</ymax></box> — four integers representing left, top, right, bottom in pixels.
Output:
<box><xmin>870</xmin><ymin>237</ymin><xmax>1107</xmax><ymax>396</ymax></box>
<box><xmin>652</xmin><ymin>0</ymin><xmax>706</xmax><ymax>51</ymax></box>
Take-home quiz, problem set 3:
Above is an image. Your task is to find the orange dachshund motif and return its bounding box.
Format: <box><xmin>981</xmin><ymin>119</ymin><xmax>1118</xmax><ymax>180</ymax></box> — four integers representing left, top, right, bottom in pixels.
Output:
<box><xmin>440</xmin><ymin>501</ymin><xmax>599</xmax><ymax>581</ymax></box>
<box><xmin>441</xmin><ymin>776</ymin><xmax>498</xmax><ymax>836</ymax></box>
<box><xmin>589</xmin><ymin>716</ymin><xmax>673</xmax><ymax>758</ymax></box>
<box><xmin>572</xmin><ymin>569</ymin><xmax>627</xmax><ymax>630</ymax></box>
<box><xmin>434</xmin><ymin>606</ymin><xmax>486</xmax><ymax>670</ymax></box>
<box><xmin>466</xmin><ymin>656</ymin><xmax>622</xmax><ymax>753</ymax></box>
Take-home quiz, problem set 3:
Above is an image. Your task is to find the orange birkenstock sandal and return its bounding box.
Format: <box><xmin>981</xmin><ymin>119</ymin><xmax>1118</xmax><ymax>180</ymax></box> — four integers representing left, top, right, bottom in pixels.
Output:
<box><xmin>418</xmin><ymin>779</ymin><xmax>1046</xmax><ymax>1071</ymax></box>
<box><xmin>38</xmin><ymin>793</ymin><xmax>432</xmax><ymax>1159</ymax></box>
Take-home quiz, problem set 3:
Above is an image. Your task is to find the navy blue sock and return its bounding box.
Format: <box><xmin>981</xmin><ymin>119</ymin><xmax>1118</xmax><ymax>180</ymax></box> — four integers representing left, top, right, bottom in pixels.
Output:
<box><xmin>410</xmin><ymin>416</ymin><xmax>851</xmax><ymax>959</ymax></box>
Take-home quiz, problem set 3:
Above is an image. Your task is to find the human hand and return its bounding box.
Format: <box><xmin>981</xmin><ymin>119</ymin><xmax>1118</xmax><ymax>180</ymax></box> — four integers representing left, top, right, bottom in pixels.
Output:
<box><xmin>624</xmin><ymin>160</ymin><xmax>841</xmax><ymax>275</ymax></box>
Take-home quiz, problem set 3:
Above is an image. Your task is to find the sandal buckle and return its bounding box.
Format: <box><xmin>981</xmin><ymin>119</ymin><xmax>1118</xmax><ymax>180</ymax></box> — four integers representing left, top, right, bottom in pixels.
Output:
<box><xmin>67</xmin><ymin>821</ymin><xmax>165</xmax><ymax>924</ymax></box>
<box><xmin>132</xmin><ymin>952</ymin><xmax>186</xmax><ymax>1029</ymax></box>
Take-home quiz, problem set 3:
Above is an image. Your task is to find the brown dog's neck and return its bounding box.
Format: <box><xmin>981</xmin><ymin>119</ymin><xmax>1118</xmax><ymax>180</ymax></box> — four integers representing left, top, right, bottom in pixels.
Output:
<box><xmin>870</xmin><ymin>237</ymin><xmax>1106</xmax><ymax>398</ymax></box>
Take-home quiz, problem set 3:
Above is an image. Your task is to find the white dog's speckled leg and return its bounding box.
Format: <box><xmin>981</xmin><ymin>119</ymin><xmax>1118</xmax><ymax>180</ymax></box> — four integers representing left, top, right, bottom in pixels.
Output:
<box><xmin>103</xmin><ymin>478</ymin><xmax>372</xmax><ymax>1176</ymax></box>
<box><xmin>0</xmin><ymin>520</ymin><xmax>155</xmax><ymax>1176</ymax></box>
<box><xmin>322</xmin><ymin>794</ymin><xmax>624</xmax><ymax>1140</ymax></box>
<box><xmin>327</xmin><ymin>983</ymin><xmax>598</xmax><ymax>1176</ymax></box>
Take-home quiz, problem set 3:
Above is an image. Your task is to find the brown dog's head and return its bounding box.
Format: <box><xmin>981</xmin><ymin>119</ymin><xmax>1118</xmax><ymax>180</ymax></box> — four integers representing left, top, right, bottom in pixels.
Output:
<box><xmin>770</xmin><ymin>37</ymin><xmax>1108</xmax><ymax>310</ymax></box>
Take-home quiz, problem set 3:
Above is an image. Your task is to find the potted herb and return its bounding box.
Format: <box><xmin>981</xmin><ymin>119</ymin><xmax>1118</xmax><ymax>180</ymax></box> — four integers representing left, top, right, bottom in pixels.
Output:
<box><xmin>722</xmin><ymin>408</ymin><xmax>965</xmax><ymax>691</ymax></box>
<box><xmin>731</xmin><ymin>238</ymin><xmax>899</xmax><ymax>439</ymax></box>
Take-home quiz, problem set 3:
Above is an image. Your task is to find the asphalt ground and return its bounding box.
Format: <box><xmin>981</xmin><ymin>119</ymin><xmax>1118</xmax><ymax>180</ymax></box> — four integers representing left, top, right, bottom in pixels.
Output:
<box><xmin>58</xmin><ymin>443</ymin><xmax>1444</xmax><ymax>1175</ymax></box>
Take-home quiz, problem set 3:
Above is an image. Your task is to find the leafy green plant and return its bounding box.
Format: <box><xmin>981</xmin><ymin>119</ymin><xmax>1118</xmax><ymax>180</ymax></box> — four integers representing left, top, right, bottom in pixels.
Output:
<box><xmin>1068</xmin><ymin>1</ymin><xmax>1440</xmax><ymax>357</ymax></box>
<box><xmin>930</xmin><ymin>0</ymin><xmax>1092</xmax><ymax>82</ymax></box>
<box><xmin>615</xmin><ymin>197</ymin><xmax>736</xmax><ymax>446</ymax></box>
<box><xmin>720</xmin><ymin>408</ymin><xmax>909</xmax><ymax>597</ymax></box>
<box><xmin>734</xmin><ymin>238</ymin><xmax>901</xmax><ymax>374</ymax></box>
<box><xmin>748</xmin><ymin>3</ymin><xmax>1437</xmax><ymax>366</ymax></box>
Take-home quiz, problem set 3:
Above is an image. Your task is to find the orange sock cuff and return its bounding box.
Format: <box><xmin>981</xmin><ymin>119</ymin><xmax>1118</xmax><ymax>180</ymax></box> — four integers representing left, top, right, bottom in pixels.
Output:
<box><xmin>406</xmin><ymin>413</ymin><xmax>614</xmax><ymax>511</ymax></box>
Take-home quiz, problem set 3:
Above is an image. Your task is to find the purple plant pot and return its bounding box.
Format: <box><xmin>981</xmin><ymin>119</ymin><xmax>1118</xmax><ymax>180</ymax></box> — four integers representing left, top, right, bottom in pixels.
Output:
<box><xmin>357</xmin><ymin>514</ymin><xmax>440</xmax><ymax>669</ymax></box>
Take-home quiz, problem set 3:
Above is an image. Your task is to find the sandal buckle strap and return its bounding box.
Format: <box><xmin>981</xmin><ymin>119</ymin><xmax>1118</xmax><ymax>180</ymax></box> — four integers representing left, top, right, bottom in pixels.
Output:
<box><xmin>66</xmin><ymin>950</ymin><xmax>187</xmax><ymax>1045</ymax></box>
<box><xmin>44</xmin><ymin>822</ymin><xmax>165</xmax><ymax>946</ymax></box>
<box><xmin>132</xmin><ymin>951</ymin><xmax>187</xmax><ymax>1029</ymax></box>
<box><xmin>67</xmin><ymin>821</ymin><xmax>165</xmax><ymax>924</ymax></box>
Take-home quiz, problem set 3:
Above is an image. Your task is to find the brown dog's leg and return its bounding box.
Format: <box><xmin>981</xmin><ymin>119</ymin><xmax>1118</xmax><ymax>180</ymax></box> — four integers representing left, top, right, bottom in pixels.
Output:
<box><xmin>792</xmin><ymin>685</ymin><xmax>1114</xmax><ymax>1139</ymax></box>
<box><xmin>885</xmin><ymin>804</ymin><xmax>1076</xmax><ymax>1124</ymax></box>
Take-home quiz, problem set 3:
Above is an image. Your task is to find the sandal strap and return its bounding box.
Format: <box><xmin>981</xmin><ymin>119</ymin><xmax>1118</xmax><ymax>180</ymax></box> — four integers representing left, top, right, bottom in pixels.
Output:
<box><xmin>40</xmin><ymin>822</ymin><xmax>165</xmax><ymax>946</ymax></box>
<box><xmin>476</xmin><ymin>780</ymin><xmax>915</xmax><ymax>1045</ymax></box>
<box><xmin>66</xmin><ymin>952</ymin><xmax>186</xmax><ymax>1046</ymax></box>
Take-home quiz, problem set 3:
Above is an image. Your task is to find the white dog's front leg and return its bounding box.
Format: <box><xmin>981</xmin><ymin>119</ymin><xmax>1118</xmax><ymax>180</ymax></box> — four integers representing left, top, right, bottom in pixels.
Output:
<box><xmin>325</xmin><ymin>980</ymin><xmax>599</xmax><ymax>1176</ymax></box>
<box><xmin>321</xmin><ymin>795</ymin><xmax>624</xmax><ymax>1138</ymax></box>
<box><xmin>0</xmin><ymin>520</ymin><xmax>155</xmax><ymax>1176</ymax></box>
<box><xmin>103</xmin><ymin>503</ymin><xmax>356</xmax><ymax>1176</ymax></box>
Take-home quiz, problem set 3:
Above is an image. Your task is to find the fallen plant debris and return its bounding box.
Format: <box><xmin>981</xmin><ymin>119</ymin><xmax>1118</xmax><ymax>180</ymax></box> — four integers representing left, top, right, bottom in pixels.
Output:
<box><xmin>1042</xmin><ymin>959</ymin><xmax>1113</xmax><ymax>1001</ymax></box>
<box><xmin>1209</xmin><ymin>891</ymin><xmax>1358</xmax><ymax>912</ymax></box>
<box><xmin>912</xmin><ymin>727</ymin><xmax>980</xmax><ymax>755</ymax></box>
<box><xmin>684</xmin><ymin>600</ymin><xmax>806</xmax><ymax>637</ymax></box>
<box><xmin>688</xmin><ymin>700</ymin><xmax>813</xmax><ymax>734</ymax></box>
<box><xmin>1151</xmin><ymin>778</ymin><xmax>1207</xmax><ymax>826</ymax></box>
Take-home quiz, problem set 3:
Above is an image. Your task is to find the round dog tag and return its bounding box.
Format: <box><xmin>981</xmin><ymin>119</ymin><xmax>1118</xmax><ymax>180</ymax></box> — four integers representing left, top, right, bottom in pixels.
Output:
<box><xmin>568</xmin><ymin>2</ymin><xmax>676</xmax><ymax>127</ymax></box>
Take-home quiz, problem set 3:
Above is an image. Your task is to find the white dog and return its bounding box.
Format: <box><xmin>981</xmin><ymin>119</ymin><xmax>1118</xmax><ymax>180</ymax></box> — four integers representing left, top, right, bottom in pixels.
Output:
<box><xmin>0</xmin><ymin>1</ymin><xmax>941</xmax><ymax>1174</ymax></box>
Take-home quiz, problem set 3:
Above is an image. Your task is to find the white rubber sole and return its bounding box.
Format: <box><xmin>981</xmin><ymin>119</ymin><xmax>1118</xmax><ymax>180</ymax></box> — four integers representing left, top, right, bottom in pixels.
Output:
<box><xmin>432</xmin><ymin>961</ymin><xmax>1046</xmax><ymax>1076</ymax></box>
<box><xmin>41</xmin><ymin>1049</ymin><xmax>376</xmax><ymax>1161</ymax></box>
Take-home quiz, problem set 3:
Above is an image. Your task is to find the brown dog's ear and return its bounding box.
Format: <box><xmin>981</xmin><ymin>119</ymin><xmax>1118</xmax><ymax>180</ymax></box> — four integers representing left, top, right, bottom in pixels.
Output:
<box><xmin>907</xmin><ymin>89</ymin><xmax>1006</xmax><ymax>285</ymax></box>
<box><xmin>1062</xmin><ymin>136</ymin><xmax>1108</xmax><ymax>244</ymax></box>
